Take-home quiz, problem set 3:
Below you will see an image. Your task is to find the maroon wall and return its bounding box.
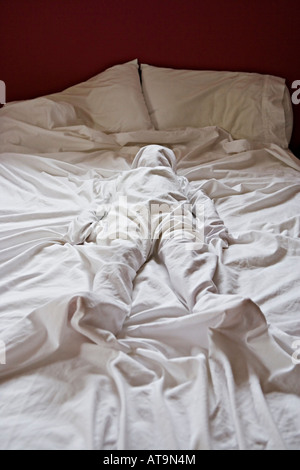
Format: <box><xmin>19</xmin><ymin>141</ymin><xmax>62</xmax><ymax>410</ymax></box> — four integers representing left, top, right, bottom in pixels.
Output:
<box><xmin>1</xmin><ymin>0</ymin><xmax>300</xmax><ymax>154</ymax></box>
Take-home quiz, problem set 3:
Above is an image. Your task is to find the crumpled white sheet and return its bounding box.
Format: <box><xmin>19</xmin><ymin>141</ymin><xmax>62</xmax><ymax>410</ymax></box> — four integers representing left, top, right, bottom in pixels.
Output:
<box><xmin>0</xmin><ymin>102</ymin><xmax>300</xmax><ymax>449</ymax></box>
<box><xmin>63</xmin><ymin>144</ymin><xmax>229</xmax><ymax>335</ymax></box>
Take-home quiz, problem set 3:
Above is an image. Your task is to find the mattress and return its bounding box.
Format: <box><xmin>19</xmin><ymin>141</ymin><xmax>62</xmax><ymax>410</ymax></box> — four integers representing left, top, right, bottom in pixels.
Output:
<box><xmin>0</xmin><ymin>64</ymin><xmax>300</xmax><ymax>450</ymax></box>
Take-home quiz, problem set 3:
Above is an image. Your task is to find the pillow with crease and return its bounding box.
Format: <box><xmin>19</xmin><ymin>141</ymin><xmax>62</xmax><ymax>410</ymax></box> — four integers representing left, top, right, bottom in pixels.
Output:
<box><xmin>48</xmin><ymin>59</ymin><xmax>153</xmax><ymax>133</ymax></box>
<box><xmin>140</xmin><ymin>64</ymin><xmax>293</xmax><ymax>148</ymax></box>
<box><xmin>2</xmin><ymin>61</ymin><xmax>153</xmax><ymax>134</ymax></box>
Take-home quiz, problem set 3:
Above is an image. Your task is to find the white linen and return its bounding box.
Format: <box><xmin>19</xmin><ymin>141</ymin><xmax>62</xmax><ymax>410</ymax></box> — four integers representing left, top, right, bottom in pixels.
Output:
<box><xmin>141</xmin><ymin>64</ymin><xmax>293</xmax><ymax>147</ymax></box>
<box><xmin>0</xmin><ymin>105</ymin><xmax>300</xmax><ymax>450</ymax></box>
<box><xmin>2</xmin><ymin>61</ymin><xmax>153</xmax><ymax>134</ymax></box>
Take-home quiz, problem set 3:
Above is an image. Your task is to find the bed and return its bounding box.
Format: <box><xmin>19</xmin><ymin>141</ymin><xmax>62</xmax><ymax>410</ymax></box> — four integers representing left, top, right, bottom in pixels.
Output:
<box><xmin>0</xmin><ymin>59</ymin><xmax>300</xmax><ymax>450</ymax></box>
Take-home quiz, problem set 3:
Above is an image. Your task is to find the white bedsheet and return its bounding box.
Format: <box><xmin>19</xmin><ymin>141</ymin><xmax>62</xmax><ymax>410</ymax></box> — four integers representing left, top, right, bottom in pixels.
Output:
<box><xmin>0</xmin><ymin>106</ymin><xmax>300</xmax><ymax>449</ymax></box>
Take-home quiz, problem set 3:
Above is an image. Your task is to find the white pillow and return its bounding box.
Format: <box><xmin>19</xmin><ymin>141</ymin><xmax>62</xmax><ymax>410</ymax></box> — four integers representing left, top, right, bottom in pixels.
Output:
<box><xmin>141</xmin><ymin>64</ymin><xmax>293</xmax><ymax>148</ymax></box>
<box><xmin>48</xmin><ymin>60</ymin><xmax>153</xmax><ymax>133</ymax></box>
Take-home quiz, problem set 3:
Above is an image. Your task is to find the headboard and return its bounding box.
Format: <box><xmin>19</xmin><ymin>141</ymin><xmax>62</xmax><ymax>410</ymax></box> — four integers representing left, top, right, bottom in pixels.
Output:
<box><xmin>1</xmin><ymin>0</ymin><xmax>300</xmax><ymax>155</ymax></box>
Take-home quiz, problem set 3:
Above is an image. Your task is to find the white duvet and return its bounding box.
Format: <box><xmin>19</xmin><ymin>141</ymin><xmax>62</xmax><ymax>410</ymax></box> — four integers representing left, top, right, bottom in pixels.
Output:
<box><xmin>0</xmin><ymin>100</ymin><xmax>300</xmax><ymax>450</ymax></box>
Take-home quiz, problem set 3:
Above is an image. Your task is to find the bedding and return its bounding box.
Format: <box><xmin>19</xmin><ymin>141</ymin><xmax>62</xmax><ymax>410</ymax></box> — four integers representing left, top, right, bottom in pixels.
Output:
<box><xmin>3</xmin><ymin>60</ymin><xmax>153</xmax><ymax>134</ymax></box>
<box><xmin>0</xmin><ymin>65</ymin><xmax>300</xmax><ymax>450</ymax></box>
<box><xmin>140</xmin><ymin>64</ymin><xmax>293</xmax><ymax>148</ymax></box>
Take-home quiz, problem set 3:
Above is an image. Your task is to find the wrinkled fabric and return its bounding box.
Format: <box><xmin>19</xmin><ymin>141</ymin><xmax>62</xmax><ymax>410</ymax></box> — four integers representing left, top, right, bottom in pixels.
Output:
<box><xmin>0</xmin><ymin>107</ymin><xmax>300</xmax><ymax>450</ymax></box>
<box><xmin>63</xmin><ymin>145</ymin><xmax>226</xmax><ymax>334</ymax></box>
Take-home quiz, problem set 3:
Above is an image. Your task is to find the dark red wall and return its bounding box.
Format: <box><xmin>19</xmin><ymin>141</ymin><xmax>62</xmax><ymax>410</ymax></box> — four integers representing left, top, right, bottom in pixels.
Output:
<box><xmin>1</xmin><ymin>0</ymin><xmax>300</xmax><ymax>154</ymax></box>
